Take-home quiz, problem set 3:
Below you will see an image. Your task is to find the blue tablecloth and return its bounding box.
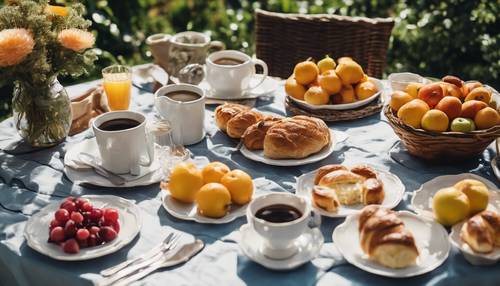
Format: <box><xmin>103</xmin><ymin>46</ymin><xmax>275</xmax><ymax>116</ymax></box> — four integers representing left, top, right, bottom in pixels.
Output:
<box><xmin>0</xmin><ymin>80</ymin><xmax>499</xmax><ymax>286</ymax></box>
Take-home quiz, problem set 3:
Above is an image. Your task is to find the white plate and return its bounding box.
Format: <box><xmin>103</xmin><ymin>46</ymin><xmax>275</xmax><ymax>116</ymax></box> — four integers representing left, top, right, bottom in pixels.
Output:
<box><xmin>450</xmin><ymin>221</ymin><xmax>500</xmax><ymax>265</ymax></box>
<box><xmin>240</xmin><ymin>129</ymin><xmax>346</xmax><ymax>167</ymax></box>
<box><xmin>24</xmin><ymin>195</ymin><xmax>141</xmax><ymax>261</ymax></box>
<box><xmin>332</xmin><ymin>211</ymin><xmax>450</xmax><ymax>277</ymax></box>
<box><xmin>132</xmin><ymin>63</ymin><xmax>169</xmax><ymax>87</ymax></box>
<box><xmin>287</xmin><ymin>78</ymin><xmax>383</xmax><ymax>111</ymax></box>
<box><xmin>200</xmin><ymin>74</ymin><xmax>278</xmax><ymax>99</ymax></box>
<box><xmin>161</xmin><ymin>184</ymin><xmax>266</xmax><ymax>224</ymax></box>
<box><xmin>411</xmin><ymin>173</ymin><xmax>500</xmax><ymax>220</ymax></box>
<box><xmin>238</xmin><ymin>224</ymin><xmax>323</xmax><ymax>270</ymax></box>
<box><xmin>64</xmin><ymin>138</ymin><xmax>163</xmax><ymax>188</ymax></box>
<box><xmin>296</xmin><ymin>167</ymin><xmax>405</xmax><ymax>218</ymax></box>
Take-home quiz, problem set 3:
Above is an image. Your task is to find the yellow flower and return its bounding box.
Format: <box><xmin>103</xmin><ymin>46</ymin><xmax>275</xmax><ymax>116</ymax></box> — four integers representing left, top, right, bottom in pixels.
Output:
<box><xmin>0</xmin><ymin>28</ymin><xmax>35</xmax><ymax>67</ymax></box>
<box><xmin>45</xmin><ymin>5</ymin><xmax>69</xmax><ymax>17</ymax></box>
<box><xmin>58</xmin><ymin>29</ymin><xmax>95</xmax><ymax>52</ymax></box>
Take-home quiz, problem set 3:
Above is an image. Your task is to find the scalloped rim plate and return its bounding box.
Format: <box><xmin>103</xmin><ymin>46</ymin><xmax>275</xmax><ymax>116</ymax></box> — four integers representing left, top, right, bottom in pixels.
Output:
<box><xmin>296</xmin><ymin>167</ymin><xmax>405</xmax><ymax>218</ymax></box>
<box><xmin>410</xmin><ymin>173</ymin><xmax>500</xmax><ymax>220</ymax></box>
<box><xmin>332</xmin><ymin>211</ymin><xmax>450</xmax><ymax>278</ymax></box>
<box><xmin>287</xmin><ymin>77</ymin><xmax>383</xmax><ymax>110</ymax></box>
<box><xmin>449</xmin><ymin>221</ymin><xmax>500</xmax><ymax>265</ymax></box>
<box><xmin>24</xmin><ymin>195</ymin><xmax>141</xmax><ymax>261</ymax></box>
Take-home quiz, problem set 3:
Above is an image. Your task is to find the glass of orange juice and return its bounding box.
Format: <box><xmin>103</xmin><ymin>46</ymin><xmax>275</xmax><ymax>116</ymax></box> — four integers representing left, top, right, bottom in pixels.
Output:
<box><xmin>102</xmin><ymin>65</ymin><xmax>132</xmax><ymax>110</ymax></box>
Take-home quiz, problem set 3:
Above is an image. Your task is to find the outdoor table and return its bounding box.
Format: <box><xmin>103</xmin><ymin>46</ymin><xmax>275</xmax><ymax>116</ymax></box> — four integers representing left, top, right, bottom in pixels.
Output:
<box><xmin>0</xmin><ymin>78</ymin><xmax>498</xmax><ymax>286</ymax></box>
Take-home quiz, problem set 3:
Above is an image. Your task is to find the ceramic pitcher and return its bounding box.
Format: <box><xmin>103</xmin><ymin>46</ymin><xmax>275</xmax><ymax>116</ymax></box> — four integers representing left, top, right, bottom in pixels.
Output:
<box><xmin>146</xmin><ymin>31</ymin><xmax>224</xmax><ymax>78</ymax></box>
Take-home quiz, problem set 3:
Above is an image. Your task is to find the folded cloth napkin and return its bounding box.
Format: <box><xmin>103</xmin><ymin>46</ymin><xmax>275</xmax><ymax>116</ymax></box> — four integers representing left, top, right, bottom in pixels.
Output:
<box><xmin>69</xmin><ymin>86</ymin><xmax>109</xmax><ymax>136</ymax></box>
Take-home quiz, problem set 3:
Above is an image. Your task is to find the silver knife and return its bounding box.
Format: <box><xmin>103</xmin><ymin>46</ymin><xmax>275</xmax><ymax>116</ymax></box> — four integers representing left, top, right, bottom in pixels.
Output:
<box><xmin>78</xmin><ymin>153</ymin><xmax>126</xmax><ymax>186</ymax></box>
<box><xmin>112</xmin><ymin>239</ymin><xmax>205</xmax><ymax>286</ymax></box>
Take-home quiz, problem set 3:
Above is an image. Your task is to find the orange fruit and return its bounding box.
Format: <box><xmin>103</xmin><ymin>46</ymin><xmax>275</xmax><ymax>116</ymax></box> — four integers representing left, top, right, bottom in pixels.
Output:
<box><xmin>474</xmin><ymin>107</ymin><xmax>500</xmax><ymax>130</ymax></box>
<box><xmin>304</xmin><ymin>86</ymin><xmax>330</xmax><ymax>105</ymax></box>
<box><xmin>335</xmin><ymin>60</ymin><xmax>364</xmax><ymax>85</ymax></box>
<box><xmin>337</xmin><ymin>57</ymin><xmax>353</xmax><ymax>64</ymax></box>
<box><xmin>317</xmin><ymin>55</ymin><xmax>336</xmax><ymax>74</ymax></box>
<box><xmin>418</xmin><ymin>83</ymin><xmax>445</xmax><ymax>108</ymax></box>
<box><xmin>168</xmin><ymin>162</ymin><xmax>204</xmax><ymax>203</ymax></box>
<box><xmin>318</xmin><ymin>70</ymin><xmax>342</xmax><ymax>94</ymax></box>
<box><xmin>461</xmin><ymin>100</ymin><xmax>488</xmax><ymax>119</ymax></box>
<box><xmin>285</xmin><ymin>76</ymin><xmax>307</xmax><ymax>100</ymax></box>
<box><xmin>202</xmin><ymin>162</ymin><xmax>230</xmax><ymax>184</ymax></box>
<box><xmin>221</xmin><ymin>169</ymin><xmax>254</xmax><ymax>205</ymax></box>
<box><xmin>339</xmin><ymin>85</ymin><xmax>356</xmax><ymax>104</ymax></box>
<box><xmin>195</xmin><ymin>183</ymin><xmax>231</xmax><ymax>218</ymax></box>
<box><xmin>397</xmin><ymin>99</ymin><xmax>430</xmax><ymax>129</ymax></box>
<box><xmin>293</xmin><ymin>61</ymin><xmax>319</xmax><ymax>85</ymax></box>
<box><xmin>421</xmin><ymin>109</ymin><xmax>450</xmax><ymax>132</ymax></box>
<box><xmin>435</xmin><ymin>96</ymin><xmax>462</xmax><ymax>120</ymax></box>
<box><xmin>465</xmin><ymin>87</ymin><xmax>492</xmax><ymax>103</ymax></box>
<box><xmin>355</xmin><ymin>80</ymin><xmax>378</xmax><ymax>100</ymax></box>
<box><xmin>390</xmin><ymin>91</ymin><xmax>413</xmax><ymax>112</ymax></box>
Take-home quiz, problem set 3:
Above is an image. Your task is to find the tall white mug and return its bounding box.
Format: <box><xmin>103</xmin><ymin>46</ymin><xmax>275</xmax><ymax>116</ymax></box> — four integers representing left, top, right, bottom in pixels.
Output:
<box><xmin>92</xmin><ymin>111</ymin><xmax>154</xmax><ymax>175</ymax></box>
<box><xmin>154</xmin><ymin>84</ymin><xmax>206</xmax><ymax>145</ymax></box>
<box><xmin>206</xmin><ymin>50</ymin><xmax>268</xmax><ymax>98</ymax></box>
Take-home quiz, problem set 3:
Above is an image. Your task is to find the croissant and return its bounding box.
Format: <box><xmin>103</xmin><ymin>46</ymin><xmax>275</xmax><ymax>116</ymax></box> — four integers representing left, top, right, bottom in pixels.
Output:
<box><xmin>241</xmin><ymin>118</ymin><xmax>281</xmax><ymax>150</ymax></box>
<box><xmin>214</xmin><ymin>103</ymin><xmax>249</xmax><ymax>132</ymax></box>
<box><xmin>362</xmin><ymin>178</ymin><xmax>385</xmax><ymax>205</ymax></box>
<box><xmin>226</xmin><ymin>110</ymin><xmax>263</xmax><ymax>139</ymax></box>
<box><xmin>359</xmin><ymin>206</ymin><xmax>419</xmax><ymax>269</ymax></box>
<box><xmin>460</xmin><ymin>210</ymin><xmax>500</xmax><ymax>253</ymax></box>
<box><xmin>311</xmin><ymin>186</ymin><xmax>340</xmax><ymax>213</ymax></box>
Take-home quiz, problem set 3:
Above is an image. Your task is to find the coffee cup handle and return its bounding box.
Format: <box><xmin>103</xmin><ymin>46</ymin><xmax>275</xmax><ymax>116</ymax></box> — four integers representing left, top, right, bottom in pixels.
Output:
<box><xmin>208</xmin><ymin>41</ymin><xmax>225</xmax><ymax>52</ymax></box>
<box><xmin>308</xmin><ymin>208</ymin><xmax>322</xmax><ymax>229</ymax></box>
<box><xmin>245</xmin><ymin>58</ymin><xmax>268</xmax><ymax>91</ymax></box>
<box><xmin>131</xmin><ymin>129</ymin><xmax>155</xmax><ymax>175</ymax></box>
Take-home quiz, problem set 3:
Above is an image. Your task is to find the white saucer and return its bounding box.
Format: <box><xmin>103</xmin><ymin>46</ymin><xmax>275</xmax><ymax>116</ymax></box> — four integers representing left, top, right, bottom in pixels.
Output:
<box><xmin>24</xmin><ymin>195</ymin><xmax>141</xmax><ymax>261</ymax></box>
<box><xmin>238</xmin><ymin>224</ymin><xmax>324</xmax><ymax>270</ymax></box>
<box><xmin>240</xmin><ymin>129</ymin><xmax>347</xmax><ymax>167</ymax></box>
<box><xmin>287</xmin><ymin>77</ymin><xmax>383</xmax><ymax>110</ymax></box>
<box><xmin>410</xmin><ymin>173</ymin><xmax>500</xmax><ymax>220</ymax></box>
<box><xmin>64</xmin><ymin>138</ymin><xmax>163</xmax><ymax>188</ymax></box>
<box><xmin>332</xmin><ymin>211</ymin><xmax>450</xmax><ymax>278</ymax></box>
<box><xmin>296</xmin><ymin>166</ymin><xmax>405</xmax><ymax>218</ymax></box>
<box><xmin>199</xmin><ymin>74</ymin><xmax>278</xmax><ymax>99</ymax></box>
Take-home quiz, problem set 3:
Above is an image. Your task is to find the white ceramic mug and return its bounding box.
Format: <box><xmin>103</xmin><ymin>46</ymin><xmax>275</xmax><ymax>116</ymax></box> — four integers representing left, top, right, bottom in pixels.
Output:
<box><xmin>92</xmin><ymin>111</ymin><xmax>154</xmax><ymax>175</ymax></box>
<box><xmin>247</xmin><ymin>193</ymin><xmax>321</xmax><ymax>259</ymax></box>
<box><xmin>206</xmin><ymin>50</ymin><xmax>268</xmax><ymax>97</ymax></box>
<box><xmin>154</xmin><ymin>84</ymin><xmax>205</xmax><ymax>145</ymax></box>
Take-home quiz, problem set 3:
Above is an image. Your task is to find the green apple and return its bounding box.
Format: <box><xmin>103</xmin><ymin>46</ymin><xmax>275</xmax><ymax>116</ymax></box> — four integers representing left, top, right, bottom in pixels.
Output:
<box><xmin>450</xmin><ymin>117</ymin><xmax>476</xmax><ymax>132</ymax></box>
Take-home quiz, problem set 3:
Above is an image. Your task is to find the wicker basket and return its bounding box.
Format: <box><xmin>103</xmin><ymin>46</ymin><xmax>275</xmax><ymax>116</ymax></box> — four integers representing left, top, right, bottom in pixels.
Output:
<box><xmin>255</xmin><ymin>9</ymin><xmax>394</xmax><ymax>79</ymax></box>
<box><xmin>384</xmin><ymin>105</ymin><xmax>500</xmax><ymax>160</ymax></box>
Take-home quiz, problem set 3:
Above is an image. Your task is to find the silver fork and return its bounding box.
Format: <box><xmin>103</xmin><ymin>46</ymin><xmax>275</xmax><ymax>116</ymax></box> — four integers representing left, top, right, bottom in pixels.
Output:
<box><xmin>98</xmin><ymin>233</ymin><xmax>180</xmax><ymax>286</ymax></box>
<box><xmin>100</xmin><ymin>232</ymin><xmax>176</xmax><ymax>277</ymax></box>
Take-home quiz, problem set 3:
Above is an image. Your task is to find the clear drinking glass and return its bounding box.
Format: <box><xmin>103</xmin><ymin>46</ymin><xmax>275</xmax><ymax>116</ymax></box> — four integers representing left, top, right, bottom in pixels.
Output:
<box><xmin>102</xmin><ymin>65</ymin><xmax>132</xmax><ymax>111</ymax></box>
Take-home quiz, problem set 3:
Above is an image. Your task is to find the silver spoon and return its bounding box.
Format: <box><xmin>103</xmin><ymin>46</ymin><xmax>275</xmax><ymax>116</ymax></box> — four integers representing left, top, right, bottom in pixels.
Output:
<box><xmin>78</xmin><ymin>153</ymin><xmax>126</xmax><ymax>186</ymax></box>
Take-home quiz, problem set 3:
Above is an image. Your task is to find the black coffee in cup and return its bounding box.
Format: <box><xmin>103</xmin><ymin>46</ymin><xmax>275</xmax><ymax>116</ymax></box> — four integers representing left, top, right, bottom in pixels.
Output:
<box><xmin>213</xmin><ymin>57</ymin><xmax>245</xmax><ymax>66</ymax></box>
<box><xmin>164</xmin><ymin>91</ymin><xmax>201</xmax><ymax>102</ymax></box>
<box><xmin>255</xmin><ymin>204</ymin><xmax>303</xmax><ymax>223</ymax></box>
<box><xmin>98</xmin><ymin>118</ymin><xmax>141</xmax><ymax>131</ymax></box>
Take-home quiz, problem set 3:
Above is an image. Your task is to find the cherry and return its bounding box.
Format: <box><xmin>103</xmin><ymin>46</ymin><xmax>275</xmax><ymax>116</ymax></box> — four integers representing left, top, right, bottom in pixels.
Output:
<box><xmin>111</xmin><ymin>221</ymin><xmax>120</xmax><ymax>234</ymax></box>
<box><xmin>64</xmin><ymin>220</ymin><xmax>77</xmax><ymax>238</ymax></box>
<box><xmin>89</xmin><ymin>226</ymin><xmax>100</xmax><ymax>235</ymax></box>
<box><xmin>81</xmin><ymin>202</ymin><xmax>93</xmax><ymax>212</ymax></box>
<box><xmin>78</xmin><ymin>238</ymin><xmax>88</xmax><ymax>248</ymax></box>
<box><xmin>60</xmin><ymin>201</ymin><xmax>76</xmax><ymax>213</ymax></box>
<box><xmin>54</xmin><ymin>209</ymin><xmax>69</xmax><ymax>223</ymax></box>
<box><xmin>76</xmin><ymin>228</ymin><xmax>90</xmax><ymax>241</ymax></box>
<box><xmin>88</xmin><ymin>234</ymin><xmax>98</xmax><ymax>247</ymax></box>
<box><xmin>70</xmin><ymin>212</ymin><xmax>84</xmax><ymax>224</ymax></box>
<box><xmin>99</xmin><ymin>226</ymin><xmax>117</xmax><ymax>242</ymax></box>
<box><xmin>103</xmin><ymin>208</ymin><xmax>119</xmax><ymax>222</ymax></box>
<box><xmin>49</xmin><ymin>219</ymin><xmax>61</xmax><ymax>229</ymax></box>
<box><xmin>49</xmin><ymin>227</ymin><xmax>65</xmax><ymax>242</ymax></box>
<box><xmin>62</xmin><ymin>239</ymin><xmax>80</xmax><ymax>254</ymax></box>
<box><xmin>89</xmin><ymin>208</ymin><xmax>103</xmax><ymax>222</ymax></box>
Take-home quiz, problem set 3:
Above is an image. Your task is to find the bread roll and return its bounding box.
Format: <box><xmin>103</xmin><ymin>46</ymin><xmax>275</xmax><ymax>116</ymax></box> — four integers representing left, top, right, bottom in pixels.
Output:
<box><xmin>460</xmin><ymin>210</ymin><xmax>500</xmax><ymax>253</ymax></box>
<box><xmin>226</xmin><ymin>110</ymin><xmax>263</xmax><ymax>139</ymax></box>
<box><xmin>314</xmin><ymin>164</ymin><xmax>348</xmax><ymax>185</ymax></box>
<box><xmin>241</xmin><ymin>118</ymin><xmax>281</xmax><ymax>150</ymax></box>
<box><xmin>263</xmin><ymin>116</ymin><xmax>330</xmax><ymax>159</ymax></box>
<box><xmin>319</xmin><ymin>170</ymin><xmax>364</xmax><ymax>205</ymax></box>
<box><xmin>311</xmin><ymin>186</ymin><xmax>340</xmax><ymax>213</ymax></box>
<box><xmin>362</xmin><ymin>178</ymin><xmax>385</xmax><ymax>205</ymax></box>
<box><xmin>359</xmin><ymin>206</ymin><xmax>419</xmax><ymax>269</ymax></box>
<box><xmin>350</xmin><ymin>164</ymin><xmax>378</xmax><ymax>179</ymax></box>
<box><xmin>214</xmin><ymin>103</ymin><xmax>249</xmax><ymax>132</ymax></box>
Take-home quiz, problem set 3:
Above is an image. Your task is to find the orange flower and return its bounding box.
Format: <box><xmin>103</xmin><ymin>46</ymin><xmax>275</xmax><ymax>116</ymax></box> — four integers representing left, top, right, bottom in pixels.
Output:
<box><xmin>58</xmin><ymin>29</ymin><xmax>95</xmax><ymax>52</ymax></box>
<box><xmin>0</xmin><ymin>28</ymin><xmax>35</xmax><ymax>67</ymax></box>
<box><xmin>45</xmin><ymin>5</ymin><xmax>69</xmax><ymax>17</ymax></box>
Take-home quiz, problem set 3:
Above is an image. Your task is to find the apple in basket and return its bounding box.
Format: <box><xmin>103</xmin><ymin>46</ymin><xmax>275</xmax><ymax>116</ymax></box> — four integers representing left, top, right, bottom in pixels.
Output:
<box><xmin>49</xmin><ymin>197</ymin><xmax>120</xmax><ymax>254</ymax></box>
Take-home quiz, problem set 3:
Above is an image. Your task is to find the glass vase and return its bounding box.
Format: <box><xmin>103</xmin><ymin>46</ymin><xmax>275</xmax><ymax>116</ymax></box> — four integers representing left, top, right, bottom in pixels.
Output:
<box><xmin>12</xmin><ymin>77</ymin><xmax>72</xmax><ymax>147</ymax></box>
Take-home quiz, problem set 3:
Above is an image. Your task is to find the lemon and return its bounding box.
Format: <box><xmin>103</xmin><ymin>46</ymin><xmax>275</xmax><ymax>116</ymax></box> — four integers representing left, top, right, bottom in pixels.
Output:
<box><xmin>202</xmin><ymin>162</ymin><xmax>230</xmax><ymax>184</ymax></box>
<box><xmin>168</xmin><ymin>162</ymin><xmax>204</xmax><ymax>203</ymax></box>
<box><xmin>433</xmin><ymin>187</ymin><xmax>470</xmax><ymax>226</ymax></box>
<box><xmin>196</xmin><ymin>183</ymin><xmax>231</xmax><ymax>218</ymax></box>
<box><xmin>221</xmin><ymin>170</ymin><xmax>254</xmax><ymax>205</ymax></box>
<box><xmin>317</xmin><ymin>55</ymin><xmax>336</xmax><ymax>74</ymax></box>
<box><xmin>454</xmin><ymin>179</ymin><xmax>489</xmax><ymax>215</ymax></box>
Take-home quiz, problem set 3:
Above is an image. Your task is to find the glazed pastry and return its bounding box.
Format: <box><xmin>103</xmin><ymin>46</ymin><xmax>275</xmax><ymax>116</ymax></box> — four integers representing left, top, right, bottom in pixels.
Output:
<box><xmin>226</xmin><ymin>110</ymin><xmax>263</xmax><ymax>139</ymax></box>
<box><xmin>311</xmin><ymin>185</ymin><xmax>340</xmax><ymax>213</ymax></box>
<box><xmin>362</xmin><ymin>178</ymin><xmax>385</xmax><ymax>205</ymax></box>
<box><xmin>318</xmin><ymin>170</ymin><xmax>364</xmax><ymax>205</ymax></box>
<box><xmin>214</xmin><ymin>103</ymin><xmax>249</xmax><ymax>132</ymax></box>
<box><xmin>241</xmin><ymin>118</ymin><xmax>281</xmax><ymax>150</ymax></box>
<box><xmin>263</xmin><ymin>116</ymin><xmax>330</xmax><ymax>159</ymax></box>
<box><xmin>314</xmin><ymin>164</ymin><xmax>348</xmax><ymax>185</ymax></box>
<box><xmin>359</xmin><ymin>206</ymin><xmax>419</xmax><ymax>269</ymax></box>
<box><xmin>460</xmin><ymin>210</ymin><xmax>500</xmax><ymax>253</ymax></box>
<box><xmin>350</xmin><ymin>164</ymin><xmax>378</xmax><ymax>180</ymax></box>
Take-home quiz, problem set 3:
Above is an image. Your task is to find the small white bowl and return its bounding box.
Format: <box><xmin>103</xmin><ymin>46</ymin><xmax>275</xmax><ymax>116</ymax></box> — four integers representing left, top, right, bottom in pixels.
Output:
<box><xmin>450</xmin><ymin>221</ymin><xmax>500</xmax><ymax>265</ymax></box>
<box><xmin>388</xmin><ymin>72</ymin><xmax>429</xmax><ymax>91</ymax></box>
